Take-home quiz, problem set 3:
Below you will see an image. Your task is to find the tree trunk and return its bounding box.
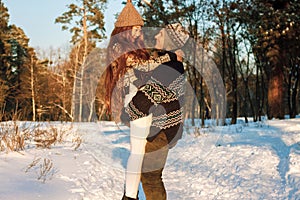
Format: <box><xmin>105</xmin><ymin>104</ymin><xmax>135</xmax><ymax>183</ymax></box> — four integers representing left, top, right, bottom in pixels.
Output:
<box><xmin>289</xmin><ymin>65</ymin><xmax>300</xmax><ymax>118</ymax></box>
<box><xmin>231</xmin><ymin>80</ymin><xmax>238</xmax><ymax>124</ymax></box>
<box><xmin>30</xmin><ymin>57</ymin><xmax>36</xmax><ymax>121</ymax></box>
<box><xmin>268</xmin><ymin>66</ymin><xmax>285</xmax><ymax>119</ymax></box>
<box><xmin>255</xmin><ymin>62</ymin><xmax>260</xmax><ymax>122</ymax></box>
<box><xmin>71</xmin><ymin>45</ymin><xmax>80</xmax><ymax>121</ymax></box>
<box><xmin>79</xmin><ymin>6</ymin><xmax>88</xmax><ymax>122</ymax></box>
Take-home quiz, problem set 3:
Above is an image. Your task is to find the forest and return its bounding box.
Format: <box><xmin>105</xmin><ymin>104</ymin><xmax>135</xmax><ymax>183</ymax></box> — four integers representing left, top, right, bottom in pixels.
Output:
<box><xmin>0</xmin><ymin>0</ymin><xmax>299</xmax><ymax>125</ymax></box>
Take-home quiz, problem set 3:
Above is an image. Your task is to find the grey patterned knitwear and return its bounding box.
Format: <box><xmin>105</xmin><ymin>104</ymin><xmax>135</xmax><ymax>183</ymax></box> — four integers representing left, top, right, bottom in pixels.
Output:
<box><xmin>121</xmin><ymin>51</ymin><xmax>185</xmax><ymax>147</ymax></box>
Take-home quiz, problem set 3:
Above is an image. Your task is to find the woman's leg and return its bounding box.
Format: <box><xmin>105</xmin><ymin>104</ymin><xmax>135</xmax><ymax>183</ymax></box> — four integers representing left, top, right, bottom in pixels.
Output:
<box><xmin>124</xmin><ymin>114</ymin><xmax>152</xmax><ymax>199</ymax></box>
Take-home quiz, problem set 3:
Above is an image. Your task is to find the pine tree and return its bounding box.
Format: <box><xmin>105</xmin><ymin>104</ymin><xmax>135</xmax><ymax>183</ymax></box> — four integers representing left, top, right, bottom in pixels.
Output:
<box><xmin>0</xmin><ymin>2</ymin><xmax>36</xmax><ymax>120</ymax></box>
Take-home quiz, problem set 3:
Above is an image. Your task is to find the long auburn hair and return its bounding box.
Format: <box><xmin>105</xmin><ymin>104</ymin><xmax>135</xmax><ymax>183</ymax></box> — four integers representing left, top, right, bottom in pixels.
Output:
<box><xmin>105</xmin><ymin>26</ymin><xmax>149</xmax><ymax>116</ymax></box>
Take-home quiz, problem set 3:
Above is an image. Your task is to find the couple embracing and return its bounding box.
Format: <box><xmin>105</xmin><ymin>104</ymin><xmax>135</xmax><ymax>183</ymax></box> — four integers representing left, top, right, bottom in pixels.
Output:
<box><xmin>104</xmin><ymin>1</ymin><xmax>190</xmax><ymax>199</ymax></box>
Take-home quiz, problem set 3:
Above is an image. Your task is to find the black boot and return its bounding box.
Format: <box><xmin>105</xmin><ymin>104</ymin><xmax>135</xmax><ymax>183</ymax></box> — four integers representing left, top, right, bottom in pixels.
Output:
<box><xmin>121</xmin><ymin>194</ymin><xmax>138</xmax><ymax>200</ymax></box>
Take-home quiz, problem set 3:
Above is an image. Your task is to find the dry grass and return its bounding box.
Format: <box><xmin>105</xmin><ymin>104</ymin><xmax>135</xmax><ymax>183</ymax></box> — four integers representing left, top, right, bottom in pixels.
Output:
<box><xmin>0</xmin><ymin>121</ymin><xmax>82</xmax><ymax>184</ymax></box>
<box><xmin>25</xmin><ymin>157</ymin><xmax>57</xmax><ymax>183</ymax></box>
<box><xmin>0</xmin><ymin>121</ymin><xmax>81</xmax><ymax>152</ymax></box>
<box><xmin>72</xmin><ymin>136</ymin><xmax>82</xmax><ymax>151</ymax></box>
<box><xmin>34</xmin><ymin>126</ymin><xmax>59</xmax><ymax>149</ymax></box>
<box><xmin>0</xmin><ymin>121</ymin><xmax>31</xmax><ymax>153</ymax></box>
<box><xmin>33</xmin><ymin>123</ymin><xmax>81</xmax><ymax>150</ymax></box>
<box><xmin>184</xmin><ymin>125</ymin><xmax>203</xmax><ymax>137</ymax></box>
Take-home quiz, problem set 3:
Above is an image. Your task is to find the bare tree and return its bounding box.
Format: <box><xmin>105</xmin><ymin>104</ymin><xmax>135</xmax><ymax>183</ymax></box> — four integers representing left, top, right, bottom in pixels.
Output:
<box><xmin>55</xmin><ymin>0</ymin><xmax>107</xmax><ymax>122</ymax></box>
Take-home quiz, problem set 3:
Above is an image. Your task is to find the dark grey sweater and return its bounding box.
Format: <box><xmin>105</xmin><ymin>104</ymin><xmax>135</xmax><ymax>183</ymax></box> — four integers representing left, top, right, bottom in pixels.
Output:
<box><xmin>121</xmin><ymin>51</ymin><xmax>185</xmax><ymax>147</ymax></box>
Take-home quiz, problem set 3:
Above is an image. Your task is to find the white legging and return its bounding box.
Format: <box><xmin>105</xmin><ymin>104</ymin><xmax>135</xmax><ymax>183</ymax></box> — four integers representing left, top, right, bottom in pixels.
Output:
<box><xmin>125</xmin><ymin>114</ymin><xmax>152</xmax><ymax>198</ymax></box>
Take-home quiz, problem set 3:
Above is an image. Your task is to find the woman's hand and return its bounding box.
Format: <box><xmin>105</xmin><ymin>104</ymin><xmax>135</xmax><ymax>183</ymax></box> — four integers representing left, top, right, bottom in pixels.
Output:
<box><xmin>175</xmin><ymin>49</ymin><xmax>184</xmax><ymax>62</ymax></box>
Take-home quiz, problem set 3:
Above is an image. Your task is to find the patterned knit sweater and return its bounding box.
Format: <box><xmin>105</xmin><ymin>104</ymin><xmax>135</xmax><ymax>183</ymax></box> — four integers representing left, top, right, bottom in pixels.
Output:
<box><xmin>121</xmin><ymin>51</ymin><xmax>185</xmax><ymax>147</ymax></box>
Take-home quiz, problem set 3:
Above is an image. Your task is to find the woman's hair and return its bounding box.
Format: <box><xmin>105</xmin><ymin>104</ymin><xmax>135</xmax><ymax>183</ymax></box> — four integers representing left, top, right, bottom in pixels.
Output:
<box><xmin>104</xmin><ymin>26</ymin><xmax>149</xmax><ymax>117</ymax></box>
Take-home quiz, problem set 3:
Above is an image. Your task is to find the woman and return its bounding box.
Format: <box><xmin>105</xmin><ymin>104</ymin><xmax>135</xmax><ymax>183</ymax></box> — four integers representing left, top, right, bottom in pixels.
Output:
<box><xmin>104</xmin><ymin>0</ymin><xmax>149</xmax><ymax>122</ymax></box>
<box><xmin>105</xmin><ymin>0</ymin><xmax>171</xmax><ymax>122</ymax></box>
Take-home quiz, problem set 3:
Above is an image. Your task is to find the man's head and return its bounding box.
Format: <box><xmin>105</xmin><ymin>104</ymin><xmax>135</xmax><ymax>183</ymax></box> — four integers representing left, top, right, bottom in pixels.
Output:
<box><xmin>155</xmin><ymin>23</ymin><xmax>189</xmax><ymax>51</ymax></box>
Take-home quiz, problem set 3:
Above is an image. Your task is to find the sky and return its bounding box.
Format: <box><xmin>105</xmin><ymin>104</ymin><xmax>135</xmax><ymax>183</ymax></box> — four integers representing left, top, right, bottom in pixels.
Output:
<box><xmin>2</xmin><ymin>0</ymin><xmax>123</xmax><ymax>49</ymax></box>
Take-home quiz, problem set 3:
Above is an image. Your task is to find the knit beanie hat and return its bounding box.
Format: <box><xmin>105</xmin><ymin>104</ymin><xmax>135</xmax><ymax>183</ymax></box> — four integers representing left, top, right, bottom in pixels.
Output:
<box><xmin>115</xmin><ymin>0</ymin><xmax>144</xmax><ymax>27</ymax></box>
<box><xmin>163</xmin><ymin>23</ymin><xmax>189</xmax><ymax>50</ymax></box>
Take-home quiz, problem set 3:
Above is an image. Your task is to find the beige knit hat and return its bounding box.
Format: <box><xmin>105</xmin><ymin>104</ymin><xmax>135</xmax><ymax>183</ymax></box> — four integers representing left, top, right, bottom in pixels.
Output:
<box><xmin>163</xmin><ymin>23</ymin><xmax>189</xmax><ymax>50</ymax></box>
<box><xmin>115</xmin><ymin>0</ymin><xmax>144</xmax><ymax>27</ymax></box>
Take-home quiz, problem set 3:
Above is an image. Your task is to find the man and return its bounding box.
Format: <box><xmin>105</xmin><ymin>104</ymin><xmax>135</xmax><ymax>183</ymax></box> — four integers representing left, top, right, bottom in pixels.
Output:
<box><xmin>121</xmin><ymin>23</ymin><xmax>189</xmax><ymax>200</ymax></box>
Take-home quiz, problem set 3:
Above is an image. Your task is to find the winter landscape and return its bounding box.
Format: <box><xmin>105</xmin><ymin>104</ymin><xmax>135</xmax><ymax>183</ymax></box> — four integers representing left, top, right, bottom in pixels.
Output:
<box><xmin>0</xmin><ymin>117</ymin><xmax>299</xmax><ymax>200</ymax></box>
<box><xmin>1</xmin><ymin>0</ymin><xmax>300</xmax><ymax>199</ymax></box>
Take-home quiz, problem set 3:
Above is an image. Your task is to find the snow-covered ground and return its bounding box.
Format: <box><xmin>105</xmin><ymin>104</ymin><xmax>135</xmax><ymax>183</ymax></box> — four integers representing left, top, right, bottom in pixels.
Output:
<box><xmin>0</xmin><ymin>118</ymin><xmax>299</xmax><ymax>200</ymax></box>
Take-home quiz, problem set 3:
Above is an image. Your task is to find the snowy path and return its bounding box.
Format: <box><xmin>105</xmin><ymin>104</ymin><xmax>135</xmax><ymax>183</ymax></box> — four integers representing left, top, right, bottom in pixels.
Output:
<box><xmin>0</xmin><ymin>119</ymin><xmax>299</xmax><ymax>200</ymax></box>
<box><xmin>75</xmin><ymin>120</ymin><xmax>300</xmax><ymax>199</ymax></box>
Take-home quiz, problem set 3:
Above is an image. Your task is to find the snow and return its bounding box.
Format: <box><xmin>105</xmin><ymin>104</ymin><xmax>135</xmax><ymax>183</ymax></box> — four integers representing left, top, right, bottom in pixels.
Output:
<box><xmin>0</xmin><ymin>118</ymin><xmax>300</xmax><ymax>200</ymax></box>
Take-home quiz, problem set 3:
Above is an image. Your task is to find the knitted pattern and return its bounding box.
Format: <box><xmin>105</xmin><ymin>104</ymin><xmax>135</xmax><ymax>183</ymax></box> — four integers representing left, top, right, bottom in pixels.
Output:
<box><xmin>115</xmin><ymin>1</ymin><xmax>144</xmax><ymax>27</ymax></box>
<box><xmin>165</xmin><ymin>23</ymin><xmax>189</xmax><ymax>49</ymax></box>
<box><xmin>129</xmin><ymin>54</ymin><xmax>171</xmax><ymax>71</ymax></box>
<box><xmin>140</xmin><ymin>81</ymin><xmax>177</xmax><ymax>105</ymax></box>
<box><xmin>152</xmin><ymin>107</ymin><xmax>184</xmax><ymax>130</ymax></box>
<box><xmin>123</xmin><ymin>54</ymin><xmax>171</xmax><ymax>89</ymax></box>
<box><xmin>122</xmin><ymin>52</ymin><xmax>185</xmax><ymax>141</ymax></box>
<box><xmin>125</xmin><ymin>101</ymin><xmax>147</xmax><ymax>121</ymax></box>
<box><xmin>168</xmin><ymin>74</ymin><xmax>185</xmax><ymax>97</ymax></box>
